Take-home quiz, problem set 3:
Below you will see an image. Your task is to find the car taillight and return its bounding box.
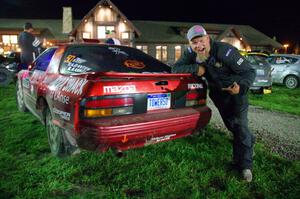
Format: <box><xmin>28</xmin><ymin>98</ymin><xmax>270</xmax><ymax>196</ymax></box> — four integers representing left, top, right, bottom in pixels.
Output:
<box><xmin>84</xmin><ymin>97</ymin><xmax>133</xmax><ymax>118</ymax></box>
<box><xmin>185</xmin><ymin>91</ymin><xmax>206</xmax><ymax>107</ymax></box>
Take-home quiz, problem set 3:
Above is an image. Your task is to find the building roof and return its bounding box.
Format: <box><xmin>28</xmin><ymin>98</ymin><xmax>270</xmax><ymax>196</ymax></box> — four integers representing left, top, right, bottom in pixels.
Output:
<box><xmin>0</xmin><ymin>18</ymin><xmax>80</xmax><ymax>40</ymax></box>
<box><xmin>132</xmin><ymin>20</ymin><xmax>283</xmax><ymax>48</ymax></box>
<box><xmin>0</xmin><ymin>18</ymin><xmax>282</xmax><ymax>48</ymax></box>
<box><xmin>70</xmin><ymin>0</ymin><xmax>141</xmax><ymax>36</ymax></box>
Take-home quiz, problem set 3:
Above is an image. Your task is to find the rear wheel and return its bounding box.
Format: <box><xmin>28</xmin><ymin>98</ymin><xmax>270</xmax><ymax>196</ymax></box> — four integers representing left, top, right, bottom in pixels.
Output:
<box><xmin>16</xmin><ymin>80</ymin><xmax>28</xmax><ymax>112</ymax></box>
<box><xmin>45</xmin><ymin>108</ymin><xmax>79</xmax><ymax>157</ymax></box>
<box><xmin>284</xmin><ymin>75</ymin><xmax>299</xmax><ymax>89</ymax></box>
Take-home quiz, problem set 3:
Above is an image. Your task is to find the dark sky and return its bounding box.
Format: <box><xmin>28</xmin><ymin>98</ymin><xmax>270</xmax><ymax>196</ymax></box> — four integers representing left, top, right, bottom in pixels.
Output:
<box><xmin>1</xmin><ymin>0</ymin><xmax>299</xmax><ymax>48</ymax></box>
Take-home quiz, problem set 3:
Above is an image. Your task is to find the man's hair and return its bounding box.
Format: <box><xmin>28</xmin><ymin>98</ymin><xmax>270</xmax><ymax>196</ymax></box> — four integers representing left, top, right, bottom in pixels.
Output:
<box><xmin>24</xmin><ymin>22</ymin><xmax>33</xmax><ymax>30</ymax></box>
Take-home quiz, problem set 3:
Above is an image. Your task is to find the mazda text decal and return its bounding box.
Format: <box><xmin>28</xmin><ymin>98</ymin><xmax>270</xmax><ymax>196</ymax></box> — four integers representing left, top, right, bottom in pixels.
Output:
<box><xmin>49</xmin><ymin>77</ymin><xmax>88</xmax><ymax>95</ymax></box>
<box><xmin>103</xmin><ymin>85</ymin><xmax>136</xmax><ymax>93</ymax></box>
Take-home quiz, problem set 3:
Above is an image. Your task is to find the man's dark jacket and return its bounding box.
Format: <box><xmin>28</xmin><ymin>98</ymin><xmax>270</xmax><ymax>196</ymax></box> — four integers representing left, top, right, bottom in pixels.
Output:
<box><xmin>18</xmin><ymin>31</ymin><xmax>42</xmax><ymax>64</ymax></box>
<box><xmin>172</xmin><ymin>39</ymin><xmax>256</xmax><ymax>96</ymax></box>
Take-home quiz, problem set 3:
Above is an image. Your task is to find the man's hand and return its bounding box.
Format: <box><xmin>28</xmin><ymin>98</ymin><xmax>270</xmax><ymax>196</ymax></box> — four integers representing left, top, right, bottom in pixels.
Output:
<box><xmin>197</xmin><ymin>65</ymin><xmax>205</xmax><ymax>76</ymax></box>
<box><xmin>222</xmin><ymin>82</ymin><xmax>240</xmax><ymax>95</ymax></box>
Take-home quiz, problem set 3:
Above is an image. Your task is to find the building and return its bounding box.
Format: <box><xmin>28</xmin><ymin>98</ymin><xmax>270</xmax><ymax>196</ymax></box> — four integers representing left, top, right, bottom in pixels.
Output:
<box><xmin>0</xmin><ymin>0</ymin><xmax>282</xmax><ymax>64</ymax></box>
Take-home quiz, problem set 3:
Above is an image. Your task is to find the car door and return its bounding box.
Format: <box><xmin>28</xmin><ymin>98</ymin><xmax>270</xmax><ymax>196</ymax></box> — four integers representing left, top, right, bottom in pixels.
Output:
<box><xmin>23</xmin><ymin>48</ymin><xmax>56</xmax><ymax>117</ymax></box>
<box><xmin>269</xmin><ymin>56</ymin><xmax>289</xmax><ymax>82</ymax></box>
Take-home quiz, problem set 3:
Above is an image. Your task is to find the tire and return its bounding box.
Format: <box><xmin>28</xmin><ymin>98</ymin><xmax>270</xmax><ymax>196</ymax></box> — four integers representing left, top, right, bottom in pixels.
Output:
<box><xmin>0</xmin><ymin>67</ymin><xmax>12</xmax><ymax>86</ymax></box>
<box><xmin>16</xmin><ymin>80</ymin><xmax>28</xmax><ymax>112</ymax></box>
<box><xmin>45</xmin><ymin>108</ymin><xmax>79</xmax><ymax>157</ymax></box>
<box><xmin>284</xmin><ymin>75</ymin><xmax>299</xmax><ymax>89</ymax></box>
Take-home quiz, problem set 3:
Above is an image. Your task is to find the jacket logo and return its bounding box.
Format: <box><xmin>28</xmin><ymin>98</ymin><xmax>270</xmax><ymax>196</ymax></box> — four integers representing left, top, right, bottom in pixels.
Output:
<box><xmin>215</xmin><ymin>62</ymin><xmax>222</xmax><ymax>68</ymax></box>
<box><xmin>237</xmin><ymin>58</ymin><xmax>244</xmax><ymax>66</ymax></box>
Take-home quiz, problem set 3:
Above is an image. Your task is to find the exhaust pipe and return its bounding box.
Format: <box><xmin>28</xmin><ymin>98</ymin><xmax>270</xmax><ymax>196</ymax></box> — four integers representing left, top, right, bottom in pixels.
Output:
<box><xmin>115</xmin><ymin>149</ymin><xmax>124</xmax><ymax>158</ymax></box>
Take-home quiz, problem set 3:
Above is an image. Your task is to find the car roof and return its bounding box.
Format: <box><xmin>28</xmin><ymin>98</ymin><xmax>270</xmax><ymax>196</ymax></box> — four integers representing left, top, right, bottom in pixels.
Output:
<box><xmin>270</xmin><ymin>54</ymin><xmax>300</xmax><ymax>58</ymax></box>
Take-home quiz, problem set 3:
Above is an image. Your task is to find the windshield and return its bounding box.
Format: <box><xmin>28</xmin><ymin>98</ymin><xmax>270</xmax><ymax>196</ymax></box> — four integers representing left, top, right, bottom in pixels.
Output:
<box><xmin>245</xmin><ymin>54</ymin><xmax>269</xmax><ymax>66</ymax></box>
<box><xmin>60</xmin><ymin>45</ymin><xmax>171</xmax><ymax>74</ymax></box>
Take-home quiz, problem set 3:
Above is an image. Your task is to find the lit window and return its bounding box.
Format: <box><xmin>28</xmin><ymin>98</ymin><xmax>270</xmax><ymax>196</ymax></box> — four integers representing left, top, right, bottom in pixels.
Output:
<box><xmin>156</xmin><ymin>46</ymin><xmax>168</xmax><ymax>61</ymax></box>
<box><xmin>2</xmin><ymin>35</ymin><xmax>10</xmax><ymax>44</ymax></box>
<box><xmin>2</xmin><ymin>35</ymin><xmax>18</xmax><ymax>44</ymax></box>
<box><xmin>136</xmin><ymin>45</ymin><xmax>148</xmax><ymax>54</ymax></box>
<box><xmin>121</xmin><ymin>32</ymin><xmax>129</xmax><ymax>39</ymax></box>
<box><xmin>97</xmin><ymin>26</ymin><xmax>115</xmax><ymax>39</ymax></box>
<box><xmin>83</xmin><ymin>32</ymin><xmax>91</xmax><ymax>39</ymax></box>
<box><xmin>175</xmin><ymin>45</ymin><xmax>181</xmax><ymax>61</ymax></box>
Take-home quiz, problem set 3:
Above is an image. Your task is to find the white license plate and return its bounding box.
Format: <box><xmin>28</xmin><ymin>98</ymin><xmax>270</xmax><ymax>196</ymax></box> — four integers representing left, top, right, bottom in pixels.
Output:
<box><xmin>147</xmin><ymin>93</ymin><xmax>171</xmax><ymax>110</ymax></box>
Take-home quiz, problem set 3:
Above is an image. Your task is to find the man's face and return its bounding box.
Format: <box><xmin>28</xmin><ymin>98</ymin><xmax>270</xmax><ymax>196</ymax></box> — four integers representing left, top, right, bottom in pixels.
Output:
<box><xmin>27</xmin><ymin>28</ymin><xmax>34</xmax><ymax>33</ymax></box>
<box><xmin>189</xmin><ymin>35</ymin><xmax>210</xmax><ymax>59</ymax></box>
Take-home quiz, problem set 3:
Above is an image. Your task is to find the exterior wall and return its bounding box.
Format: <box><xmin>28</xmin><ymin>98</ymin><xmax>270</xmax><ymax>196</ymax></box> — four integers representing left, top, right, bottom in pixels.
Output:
<box><xmin>135</xmin><ymin>43</ymin><xmax>187</xmax><ymax>65</ymax></box>
<box><xmin>74</xmin><ymin>6</ymin><xmax>135</xmax><ymax>46</ymax></box>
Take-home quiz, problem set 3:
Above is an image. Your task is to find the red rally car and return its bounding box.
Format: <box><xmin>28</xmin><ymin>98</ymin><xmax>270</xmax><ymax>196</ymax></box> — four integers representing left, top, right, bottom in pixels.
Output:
<box><xmin>16</xmin><ymin>43</ymin><xmax>211</xmax><ymax>157</ymax></box>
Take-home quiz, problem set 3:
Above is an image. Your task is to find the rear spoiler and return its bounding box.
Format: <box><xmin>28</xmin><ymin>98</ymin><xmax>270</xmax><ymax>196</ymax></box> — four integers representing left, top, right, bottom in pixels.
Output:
<box><xmin>82</xmin><ymin>72</ymin><xmax>192</xmax><ymax>79</ymax></box>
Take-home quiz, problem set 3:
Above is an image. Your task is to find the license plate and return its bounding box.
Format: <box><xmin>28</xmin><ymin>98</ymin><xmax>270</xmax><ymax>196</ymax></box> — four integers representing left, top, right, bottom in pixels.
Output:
<box><xmin>263</xmin><ymin>89</ymin><xmax>272</xmax><ymax>94</ymax></box>
<box><xmin>147</xmin><ymin>93</ymin><xmax>171</xmax><ymax>110</ymax></box>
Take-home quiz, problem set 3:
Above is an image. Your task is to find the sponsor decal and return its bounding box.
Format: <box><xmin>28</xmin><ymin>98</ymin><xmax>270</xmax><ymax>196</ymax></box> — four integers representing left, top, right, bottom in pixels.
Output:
<box><xmin>66</xmin><ymin>62</ymin><xmax>91</xmax><ymax>73</ymax></box>
<box><xmin>145</xmin><ymin>134</ymin><xmax>176</xmax><ymax>145</ymax></box>
<box><xmin>49</xmin><ymin>77</ymin><xmax>88</xmax><ymax>95</ymax></box>
<box><xmin>108</xmin><ymin>47</ymin><xmax>128</xmax><ymax>56</ymax></box>
<box><xmin>23</xmin><ymin>77</ymin><xmax>30</xmax><ymax>89</ymax></box>
<box><xmin>124</xmin><ymin>60</ymin><xmax>145</xmax><ymax>69</ymax></box>
<box><xmin>53</xmin><ymin>108</ymin><xmax>70</xmax><ymax>121</ymax></box>
<box><xmin>30</xmin><ymin>85</ymin><xmax>34</xmax><ymax>94</ymax></box>
<box><xmin>49</xmin><ymin>90</ymin><xmax>70</xmax><ymax>104</ymax></box>
<box><xmin>225</xmin><ymin>48</ymin><xmax>232</xmax><ymax>57</ymax></box>
<box><xmin>257</xmin><ymin>79</ymin><xmax>269</xmax><ymax>83</ymax></box>
<box><xmin>64</xmin><ymin>55</ymin><xmax>86</xmax><ymax>64</ymax></box>
<box><xmin>64</xmin><ymin>55</ymin><xmax>90</xmax><ymax>73</ymax></box>
<box><xmin>237</xmin><ymin>58</ymin><xmax>244</xmax><ymax>66</ymax></box>
<box><xmin>103</xmin><ymin>85</ymin><xmax>136</xmax><ymax>93</ymax></box>
<box><xmin>188</xmin><ymin>83</ymin><xmax>203</xmax><ymax>89</ymax></box>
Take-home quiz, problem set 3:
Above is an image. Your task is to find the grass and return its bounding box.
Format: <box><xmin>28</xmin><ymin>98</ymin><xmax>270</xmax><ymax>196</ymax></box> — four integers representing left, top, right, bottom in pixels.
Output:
<box><xmin>249</xmin><ymin>85</ymin><xmax>300</xmax><ymax>116</ymax></box>
<box><xmin>0</xmin><ymin>84</ymin><xmax>300</xmax><ymax>198</ymax></box>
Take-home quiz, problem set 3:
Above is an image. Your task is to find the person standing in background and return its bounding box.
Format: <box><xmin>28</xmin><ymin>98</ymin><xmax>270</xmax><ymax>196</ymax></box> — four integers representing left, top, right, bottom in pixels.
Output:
<box><xmin>18</xmin><ymin>22</ymin><xmax>43</xmax><ymax>66</ymax></box>
<box><xmin>105</xmin><ymin>30</ymin><xmax>121</xmax><ymax>45</ymax></box>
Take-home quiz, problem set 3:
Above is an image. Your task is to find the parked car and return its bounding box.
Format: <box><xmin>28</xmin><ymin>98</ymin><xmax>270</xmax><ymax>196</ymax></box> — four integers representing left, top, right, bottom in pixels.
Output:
<box><xmin>0</xmin><ymin>51</ymin><xmax>22</xmax><ymax>86</ymax></box>
<box><xmin>16</xmin><ymin>43</ymin><xmax>211</xmax><ymax>157</ymax></box>
<box><xmin>267</xmin><ymin>54</ymin><xmax>300</xmax><ymax>89</ymax></box>
<box><xmin>240</xmin><ymin>51</ymin><xmax>272</xmax><ymax>94</ymax></box>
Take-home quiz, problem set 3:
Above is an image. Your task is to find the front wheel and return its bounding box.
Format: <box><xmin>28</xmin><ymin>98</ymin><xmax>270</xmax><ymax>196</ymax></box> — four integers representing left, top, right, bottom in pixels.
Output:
<box><xmin>284</xmin><ymin>75</ymin><xmax>299</xmax><ymax>89</ymax></box>
<box><xmin>45</xmin><ymin>109</ymin><xmax>79</xmax><ymax>157</ymax></box>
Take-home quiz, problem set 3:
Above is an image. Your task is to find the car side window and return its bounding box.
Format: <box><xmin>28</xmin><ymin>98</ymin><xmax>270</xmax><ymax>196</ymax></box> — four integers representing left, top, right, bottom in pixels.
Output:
<box><xmin>34</xmin><ymin>48</ymin><xmax>56</xmax><ymax>71</ymax></box>
<box><xmin>286</xmin><ymin>57</ymin><xmax>298</xmax><ymax>64</ymax></box>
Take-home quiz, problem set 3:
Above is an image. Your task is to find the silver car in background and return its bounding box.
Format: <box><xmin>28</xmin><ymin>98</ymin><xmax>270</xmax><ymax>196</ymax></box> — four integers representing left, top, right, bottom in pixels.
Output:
<box><xmin>267</xmin><ymin>54</ymin><xmax>300</xmax><ymax>89</ymax></box>
<box><xmin>240</xmin><ymin>51</ymin><xmax>272</xmax><ymax>94</ymax></box>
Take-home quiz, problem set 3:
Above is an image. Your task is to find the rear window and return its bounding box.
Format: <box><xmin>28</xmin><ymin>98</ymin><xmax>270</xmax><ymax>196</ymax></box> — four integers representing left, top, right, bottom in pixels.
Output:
<box><xmin>60</xmin><ymin>45</ymin><xmax>171</xmax><ymax>74</ymax></box>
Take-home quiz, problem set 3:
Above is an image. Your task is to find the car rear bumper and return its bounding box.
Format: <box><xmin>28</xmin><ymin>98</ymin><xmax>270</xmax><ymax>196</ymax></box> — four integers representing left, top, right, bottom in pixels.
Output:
<box><xmin>77</xmin><ymin>106</ymin><xmax>211</xmax><ymax>152</ymax></box>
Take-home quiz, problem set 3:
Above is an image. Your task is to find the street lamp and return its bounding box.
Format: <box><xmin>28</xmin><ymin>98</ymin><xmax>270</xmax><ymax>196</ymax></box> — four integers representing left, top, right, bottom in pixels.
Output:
<box><xmin>283</xmin><ymin>44</ymin><xmax>289</xmax><ymax>53</ymax></box>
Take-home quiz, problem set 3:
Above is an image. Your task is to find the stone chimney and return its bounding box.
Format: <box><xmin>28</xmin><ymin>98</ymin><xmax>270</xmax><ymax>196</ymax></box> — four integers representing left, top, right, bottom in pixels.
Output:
<box><xmin>62</xmin><ymin>7</ymin><xmax>73</xmax><ymax>34</ymax></box>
